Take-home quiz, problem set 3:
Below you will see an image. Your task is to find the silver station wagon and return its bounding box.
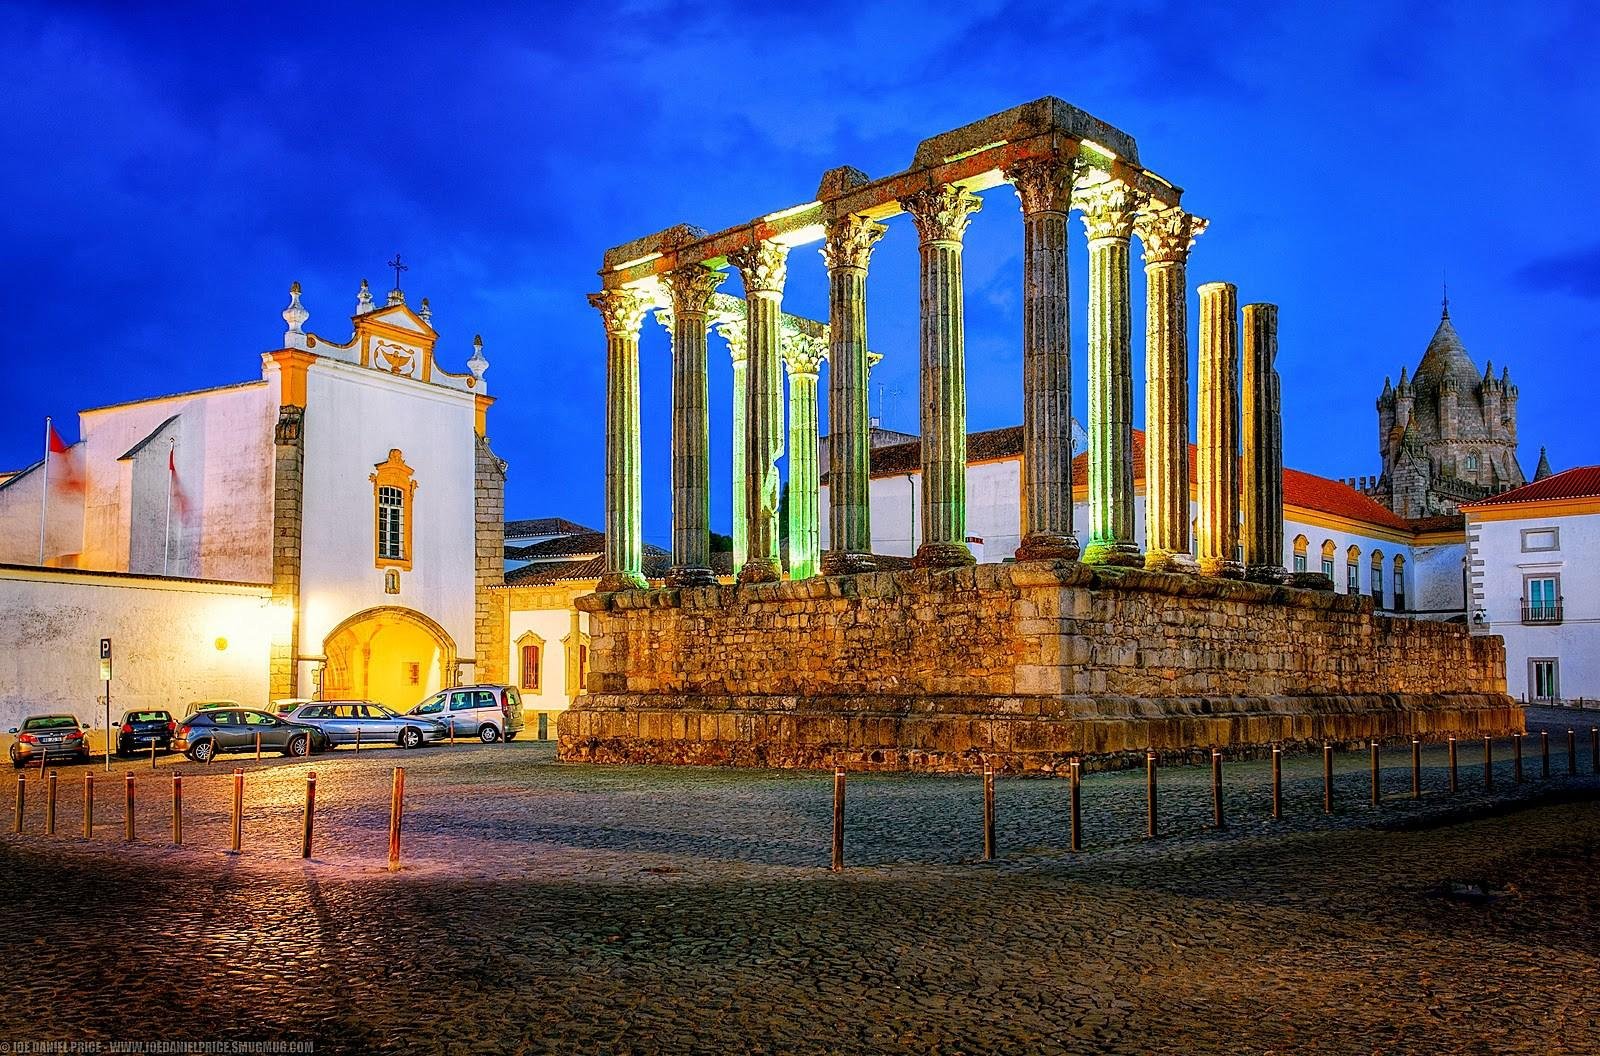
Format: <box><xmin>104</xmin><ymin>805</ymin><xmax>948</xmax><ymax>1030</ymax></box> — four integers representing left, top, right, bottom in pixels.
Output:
<box><xmin>282</xmin><ymin>701</ymin><xmax>446</xmax><ymax>750</ymax></box>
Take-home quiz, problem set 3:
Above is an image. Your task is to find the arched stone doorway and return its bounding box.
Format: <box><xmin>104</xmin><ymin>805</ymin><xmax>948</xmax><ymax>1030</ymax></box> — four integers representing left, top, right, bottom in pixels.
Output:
<box><xmin>321</xmin><ymin>606</ymin><xmax>456</xmax><ymax>711</ymax></box>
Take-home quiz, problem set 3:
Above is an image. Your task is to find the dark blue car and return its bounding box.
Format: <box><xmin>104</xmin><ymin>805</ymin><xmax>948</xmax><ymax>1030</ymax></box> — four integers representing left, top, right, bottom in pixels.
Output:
<box><xmin>116</xmin><ymin>709</ymin><xmax>176</xmax><ymax>757</ymax></box>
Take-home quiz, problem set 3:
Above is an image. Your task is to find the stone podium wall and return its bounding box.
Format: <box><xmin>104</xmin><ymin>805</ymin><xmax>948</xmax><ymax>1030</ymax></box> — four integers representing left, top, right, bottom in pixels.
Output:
<box><xmin>559</xmin><ymin>562</ymin><xmax>1521</xmax><ymax>773</ymax></box>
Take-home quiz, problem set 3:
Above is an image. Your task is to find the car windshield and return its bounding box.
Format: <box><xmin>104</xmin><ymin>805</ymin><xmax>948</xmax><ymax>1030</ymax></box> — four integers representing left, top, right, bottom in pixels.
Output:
<box><xmin>22</xmin><ymin>716</ymin><xmax>77</xmax><ymax>731</ymax></box>
<box><xmin>126</xmin><ymin>711</ymin><xmax>170</xmax><ymax>723</ymax></box>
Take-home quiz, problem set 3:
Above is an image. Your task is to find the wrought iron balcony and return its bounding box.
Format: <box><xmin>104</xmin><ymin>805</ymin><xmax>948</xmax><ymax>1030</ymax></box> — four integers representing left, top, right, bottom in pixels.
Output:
<box><xmin>1521</xmin><ymin>598</ymin><xmax>1564</xmax><ymax>625</ymax></box>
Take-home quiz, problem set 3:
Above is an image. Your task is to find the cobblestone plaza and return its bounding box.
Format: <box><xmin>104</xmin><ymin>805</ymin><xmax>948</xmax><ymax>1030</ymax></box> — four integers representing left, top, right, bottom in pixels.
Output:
<box><xmin>1</xmin><ymin>708</ymin><xmax>1595</xmax><ymax>1054</ymax></box>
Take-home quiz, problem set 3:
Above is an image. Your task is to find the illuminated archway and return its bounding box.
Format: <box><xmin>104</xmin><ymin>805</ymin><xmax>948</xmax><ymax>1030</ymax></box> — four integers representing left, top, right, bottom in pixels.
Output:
<box><xmin>321</xmin><ymin>606</ymin><xmax>456</xmax><ymax>711</ymax></box>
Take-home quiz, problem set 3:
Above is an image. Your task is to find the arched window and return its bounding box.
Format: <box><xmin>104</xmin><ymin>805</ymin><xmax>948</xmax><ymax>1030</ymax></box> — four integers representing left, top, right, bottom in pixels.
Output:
<box><xmin>515</xmin><ymin>631</ymin><xmax>544</xmax><ymax>692</ymax></box>
<box><xmin>1292</xmin><ymin>535</ymin><xmax>1309</xmax><ymax>573</ymax></box>
<box><xmin>369</xmin><ymin>449</ymin><xmax>417</xmax><ymax>571</ymax></box>
<box><xmin>1321</xmin><ymin>540</ymin><xmax>1336</xmax><ymax>579</ymax></box>
<box><xmin>1370</xmin><ymin>549</ymin><xmax>1385</xmax><ymax>608</ymax></box>
<box><xmin>1346</xmin><ymin>545</ymin><xmax>1361</xmax><ymax>594</ymax></box>
<box><xmin>1392</xmin><ymin>555</ymin><xmax>1407</xmax><ymax>612</ymax></box>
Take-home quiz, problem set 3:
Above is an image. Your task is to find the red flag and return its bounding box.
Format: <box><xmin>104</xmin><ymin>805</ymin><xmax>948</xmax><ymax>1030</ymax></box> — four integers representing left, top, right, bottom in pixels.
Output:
<box><xmin>44</xmin><ymin>421</ymin><xmax>82</xmax><ymax>494</ymax></box>
<box><xmin>168</xmin><ymin>445</ymin><xmax>189</xmax><ymax>519</ymax></box>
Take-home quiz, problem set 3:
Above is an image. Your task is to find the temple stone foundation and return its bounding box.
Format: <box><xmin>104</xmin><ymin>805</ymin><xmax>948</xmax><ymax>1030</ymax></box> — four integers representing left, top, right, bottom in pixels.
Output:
<box><xmin>559</xmin><ymin>564</ymin><xmax>1521</xmax><ymax>774</ymax></box>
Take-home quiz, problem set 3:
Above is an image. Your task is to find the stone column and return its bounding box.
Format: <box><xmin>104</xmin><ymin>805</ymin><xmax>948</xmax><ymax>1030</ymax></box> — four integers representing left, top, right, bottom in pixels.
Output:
<box><xmin>1078</xmin><ymin>182</ymin><xmax>1143</xmax><ymax>567</ymax></box>
<box><xmin>899</xmin><ymin>184</ymin><xmax>982</xmax><ymax>568</ymax></box>
<box><xmin>782</xmin><ymin>331</ymin><xmax>827</xmax><ymax>580</ymax></box>
<box><xmin>1006</xmin><ymin>153</ymin><xmax>1080</xmax><ymax>561</ymax></box>
<box><xmin>1196</xmin><ymin>282</ymin><xmax>1244</xmax><ymax>578</ymax></box>
<box><xmin>728</xmin><ymin>240</ymin><xmax>789</xmax><ymax>584</ymax></box>
<box><xmin>662</xmin><ymin>263</ymin><xmax>725</xmax><ymax>587</ymax></box>
<box><xmin>720</xmin><ymin>319</ymin><xmax>750</xmax><ymax>571</ymax></box>
<box><xmin>820</xmin><ymin>213</ymin><xmax>887</xmax><ymax>575</ymax></box>
<box><xmin>1242</xmin><ymin>301</ymin><xmax>1286</xmax><ymax>583</ymax></box>
<box><xmin>1134</xmin><ymin>205</ymin><xmax>1207</xmax><ymax>574</ymax></box>
<box><xmin>589</xmin><ymin>288</ymin><xmax>651</xmax><ymax>591</ymax></box>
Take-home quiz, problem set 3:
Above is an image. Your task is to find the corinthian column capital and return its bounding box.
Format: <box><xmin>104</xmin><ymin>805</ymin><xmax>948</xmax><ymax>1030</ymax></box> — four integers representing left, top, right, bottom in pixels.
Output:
<box><xmin>1004</xmin><ymin>153</ymin><xmax>1079</xmax><ymax>215</ymax></box>
<box><xmin>1077</xmin><ymin>181</ymin><xmax>1144</xmax><ymax>242</ymax></box>
<box><xmin>898</xmin><ymin>184</ymin><xmax>982</xmax><ymax>243</ymax></box>
<box><xmin>728</xmin><ymin>240</ymin><xmax>790</xmax><ymax>295</ymax></box>
<box><xmin>780</xmin><ymin>330</ymin><xmax>828</xmax><ymax>377</ymax></box>
<box><xmin>588</xmin><ymin>288</ymin><xmax>650</xmax><ymax>339</ymax></box>
<box><xmin>821</xmin><ymin>214</ymin><xmax>888</xmax><ymax>272</ymax></box>
<box><xmin>1134</xmin><ymin>206</ymin><xmax>1209</xmax><ymax>265</ymax></box>
<box><xmin>661</xmin><ymin>263</ymin><xmax>726</xmax><ymax>316</ymax></box>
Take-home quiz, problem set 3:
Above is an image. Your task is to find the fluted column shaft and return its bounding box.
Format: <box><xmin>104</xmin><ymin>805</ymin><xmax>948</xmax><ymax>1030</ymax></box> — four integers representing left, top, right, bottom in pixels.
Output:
<box><xmin>1197</xmin><ymin>282</ymin><xmax>1244</xmax><ymax>578</ymax></box>
<box><xmin>727</xmin><ymin>332</ymin><xmax>749</xmax><ymax>570</ymax></box>
<box><xmin>900</xmin><ymin>186</ymin><xmax>982</xmax><ymax>568</ymax></box>
<box><xmin>1242</xmin><ymin>302</ymin><xmax>1286</xmax><ymax>582</ymax></box>
<box><xmin>821</xmin><ymin>214</ymin><xmax>886</xmax><ymax>575</ymax></box>
<box><xmin>1135</xmin><ymin>206</ymin><xmax>1207</xmax><ymax>573</ymax></box>
<box><xmin>729</xmin><ymin>241</ymin><xmax>789</xmax><ymax>584</ymax></box>
<box><xmin>783</xmin><ymin>336</ymin><xmax>826</xmax><ymax>579</ymax></box>
<box><xmin>1007</xmin><ymin>155</ymin><xmax>1079</xmax><ymax>561</ymax></box>
<box><xmin>663</xmin><ymin>265</ymin><xmax>724</xmax><ymax>587</ymax></box>
<box><xmin>1079</xmin><ymin>183</ymin><xmax>1141</xmax><ymax>567</ymax></box>
<box><xmin>589</xmin><ymin>289</ymin><xmax>650</xmax><ymax>591</ymax></box>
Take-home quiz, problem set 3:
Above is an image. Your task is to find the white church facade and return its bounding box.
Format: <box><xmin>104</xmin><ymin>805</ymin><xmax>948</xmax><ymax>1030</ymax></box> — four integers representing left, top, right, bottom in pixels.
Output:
<box><xmin>0</xmin><ymin>279</ymin><xmax>504</xmax><ymax>729</ymax></box>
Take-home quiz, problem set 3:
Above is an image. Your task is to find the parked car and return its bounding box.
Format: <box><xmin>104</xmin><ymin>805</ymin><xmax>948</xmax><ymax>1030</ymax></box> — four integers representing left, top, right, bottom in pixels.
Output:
<box><xmin>8</xmin><ymin>715</ymin><xmax>92</xmax><ymax>768</ymax></box>
<box><xmin>406</xmin><ymin>685</ymin><xmax>525</xmax><ymax>743</ymax></box>
<box><xmin>116</xmin><ymin>709</ymin><xmax>176</xmax><ymax>756</ymax></box>
<box><xmin>189</xmin><ymin>699</ymin><xmax>242</xmax><ymax>713</ymax></box>
<box><xmin>271</xmin><ymin>698</ymin><xmax>314</xmax><ymax>719</ymax></box>
<box><xmin>281</xmin><ymin>701</ymin><xmax>445</xmax><ymax>749</ymax></box>
<box><xmin>173</xmin><ymin>708</ymin><xmax>329</xmax><ymax>763</ymax></box>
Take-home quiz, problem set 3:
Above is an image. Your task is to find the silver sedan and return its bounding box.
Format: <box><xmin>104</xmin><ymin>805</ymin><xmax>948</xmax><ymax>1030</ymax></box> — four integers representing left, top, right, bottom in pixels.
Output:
<box><xmin>282</xmin><ymin>701</ymin><xmax>446</xmax><ymax>750</ymax></box>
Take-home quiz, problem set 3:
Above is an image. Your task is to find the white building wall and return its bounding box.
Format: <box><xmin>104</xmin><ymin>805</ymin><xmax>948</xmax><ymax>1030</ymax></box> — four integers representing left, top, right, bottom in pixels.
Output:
<box><xmin>297</xmin><ymin>361</ymin><xmax>478</xmax><ymax>668</ymax></box>
<box><xmin>507</xmin><ymin>608</ymin><xmax>587</xmax><ymax>713</ymax></box>
<box><xmin>1469</xmin><ymin>510</ymin><xmax>1600</xmax><ymax>701</ymax></box>
<box><xmin>0</xmin><ymin>446</ymin><xmax>86</xmax><ymax>567</ymax></box>
<box><xmin>0</xmin><ymin>566</ymin><xmax>273</xmax><ymax>748</ymax></box>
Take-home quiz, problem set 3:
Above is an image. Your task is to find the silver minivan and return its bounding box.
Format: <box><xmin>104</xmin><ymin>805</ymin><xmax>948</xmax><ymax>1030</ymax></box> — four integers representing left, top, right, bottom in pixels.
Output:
<box><xmin>406</xmin><ymin>685</ymin><xmax>524</xmax><ymax>743</ymax></box>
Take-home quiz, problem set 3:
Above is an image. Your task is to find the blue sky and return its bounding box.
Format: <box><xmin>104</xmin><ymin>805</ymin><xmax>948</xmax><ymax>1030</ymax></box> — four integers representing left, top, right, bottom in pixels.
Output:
<box><xmin>3</xmin><ymin>1</ymin><xmax>1596</xmax><ymax>545</ymax></box>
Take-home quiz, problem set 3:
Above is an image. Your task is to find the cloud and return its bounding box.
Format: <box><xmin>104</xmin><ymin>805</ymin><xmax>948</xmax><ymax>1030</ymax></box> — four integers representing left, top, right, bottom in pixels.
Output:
<box><xmin>1515</xmin><ymin>245</ymin><xmax>1600</xmax><ymax>299</ymax></box>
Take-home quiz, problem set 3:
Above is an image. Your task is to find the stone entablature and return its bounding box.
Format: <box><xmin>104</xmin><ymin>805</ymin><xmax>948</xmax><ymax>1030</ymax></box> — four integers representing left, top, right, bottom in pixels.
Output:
<box><xmin>560</xmin><ymin>564</ymin><xmax>1520</xmax><ymax>773</ymax></box>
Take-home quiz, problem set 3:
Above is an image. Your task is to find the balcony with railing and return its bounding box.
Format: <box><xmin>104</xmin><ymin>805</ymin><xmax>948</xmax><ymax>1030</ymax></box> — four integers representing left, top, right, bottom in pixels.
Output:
<box><xmin>1521</xmin><ymin>597</ymin><xmax>1564</xmax><ymax>625</ymax></box>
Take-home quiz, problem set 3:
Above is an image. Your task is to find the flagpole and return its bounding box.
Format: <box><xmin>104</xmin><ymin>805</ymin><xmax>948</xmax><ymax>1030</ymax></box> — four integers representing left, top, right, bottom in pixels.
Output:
<box><xmin>164</xmin><ymin>440</ymin><xmax>174</xmax><ymax>576</ymax></box>
<box><xmin>37</xmin><ymin>417</ymin><xmax>50</xmax><ymax>565</ymax></box>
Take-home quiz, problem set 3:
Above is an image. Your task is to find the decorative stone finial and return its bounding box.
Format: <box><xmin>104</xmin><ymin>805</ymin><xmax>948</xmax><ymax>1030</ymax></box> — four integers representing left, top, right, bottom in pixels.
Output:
<box><xmin>419</xmin><ymin>297</ymin><xmax>432</xmax><ymax>325</ymax></box>
<box><xmin>282</xmin><ymin>281</ymin><xmax>309</xmax><ymax>349</ymax></box>
<box><xmin>467</xmin><ymin>334</ymin><xmax>488</xmax><ymax>381</ymax></box>
<box><xmin>356</xmin><ymin>279</ymin><xmax>375</xmax><ymax>315</ymax></box>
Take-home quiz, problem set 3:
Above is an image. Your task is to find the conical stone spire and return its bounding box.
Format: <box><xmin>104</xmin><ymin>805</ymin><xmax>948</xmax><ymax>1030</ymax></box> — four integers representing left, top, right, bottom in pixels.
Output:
<box><xmin>1534</xmin><ymin>446</ymin><xmax>1553</xmax><ymax>480</ymax></box>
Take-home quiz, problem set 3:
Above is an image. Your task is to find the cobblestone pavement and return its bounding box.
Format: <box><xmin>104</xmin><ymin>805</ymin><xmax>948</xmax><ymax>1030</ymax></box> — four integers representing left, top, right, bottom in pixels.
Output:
<box><xmin>0</xmin><ymin>707</ymin><xmax>1597</xmax><ymax>1055</ymax></box>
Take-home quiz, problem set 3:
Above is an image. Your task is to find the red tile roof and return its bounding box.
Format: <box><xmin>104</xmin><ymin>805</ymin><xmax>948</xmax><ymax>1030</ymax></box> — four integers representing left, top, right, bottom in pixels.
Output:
<box><xmin>1462</xmin><ymin>466</ymin><xmax>1600</xmax><ymax>507</ymax></box>
<box><xmin>855</xmin><ymin>424</ymin><xmax>1415</xmax><ymax>532</ymax></box>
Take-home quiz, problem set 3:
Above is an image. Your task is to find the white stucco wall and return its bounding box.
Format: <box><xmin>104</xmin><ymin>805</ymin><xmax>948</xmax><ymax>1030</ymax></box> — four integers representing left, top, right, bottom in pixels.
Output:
<box><xmin>507</xmin><ymin>607</ymin><xmax>589</xmax><ymax>714</ymax></box>
<box><xmin>297</xmin><ymin>361</ymin><xmax>478</xmax><ymax>675</ymax></box>
<box><xmin>0</xmin><ymin>566</ymin><xmax>273</xmax><ymax>750</ymax></box>
<box><xmin>0</xmin><ymin>446</ymin><xmax>86</xmax><ymax>566</ymax></box>
<box><xmin>1469</xmin><ymin>508</ymin><xmax>1600</xmax><ymax>701</ymax></box>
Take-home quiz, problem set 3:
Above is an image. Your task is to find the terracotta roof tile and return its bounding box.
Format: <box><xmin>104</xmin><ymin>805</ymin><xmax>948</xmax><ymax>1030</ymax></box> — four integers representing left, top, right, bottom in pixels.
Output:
<box><xmin>1462</xmin><ymin>465</ymin><xmax>1600</xmax><ymax>507</ymax></box>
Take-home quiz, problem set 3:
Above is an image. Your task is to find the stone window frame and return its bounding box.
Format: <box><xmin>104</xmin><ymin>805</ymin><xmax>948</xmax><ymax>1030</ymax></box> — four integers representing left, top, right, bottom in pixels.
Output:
<box><xmin>1522</xmin><ymin>571</ymin><xmax>1561</xmax><ymax>615</ymax></box>
<box><xmin>1292</xmin><ymin>534</ymin><xmax>1309</xmax><ymax>573</ymax></box>
<box><xmin>516</xmin><ymin>631</ymin><xmax>544</xmax><ymax>692</ymax></box>
<box><xmin>1528</xmin><ymin>657</ymin><xmax>1560</xmax><ymax>702</ymax></box>
<box><xmin>1370</xmin><ymin>549</ymin><xmax>1385</xmax><ymax>607</ymax></box>
<box><xmin>1465</xmin><ymin>453</ymin><xmax>1480</xmax><ymax>472</ymax></box>
<box><xmin>562</xmin><ymin>629</ymin><xmax>592</xmax><ymax>699</ymax></box>
<box><xmin>369</xmin><ymin>449</ymin><xmax>418</xmax><ymax>572</ymax></box>
<box><xmin>1520</xmin><ymin>526</ymin><xmax>1560</xmax><ymax>553</ymax></box>
<box><xmin>1320</xmin><ymin>540</ymin><xmax>1336</xmax><ymax>579</ymax></box>
<box><xmin>1392</xmin><ymin>554</ymin><xmax>1407</xmax><ymax>612</ymax></box>
<box><xmin>1346</xmin><ymin>544</ymin><xmax>1361</xmax><ymax>594</ymax></box>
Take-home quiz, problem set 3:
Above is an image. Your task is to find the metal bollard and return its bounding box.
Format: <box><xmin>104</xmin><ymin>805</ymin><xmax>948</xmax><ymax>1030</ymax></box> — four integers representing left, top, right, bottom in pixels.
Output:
<box><xmin>83</xmin><ymin>772</ymin><xmax>94</xmax><ymax>838</ymax></box>
<box><xmin>1513</xmin><ymin>732</ymin><xmax>1523</xmax><ymax>784</ymax></box>
<box><xmin>1211</xmin><ymin>749</ymin><xmax>1224</xmax><ymax>830</ymax></box>
<box><xmin>150</xmin><ymin>737</ymin><xmax>157</xmax><ymax>770</ymax></box>
<box><xmin>124</xmin><ymin>772</ymin><xmax>135</xmax><ymax>842</ymax></box>
<box><xmin>1068</xmin><ymin>759</ymin><xmax>1082</xmax><ymax>852</ymax></box>
<box><xmin>301</xmin><ymin>772</ymin><xmax>317</xmax><ymax>860</ymax></box>
<box><xmin>1592</xmin><ymin>727</ymin><xmax>1599</xmax><ymax>773</ymax></box>
<box><xmin>1370</xmin><ymin>741</ymin><xmax>1381</xmax><ymax>806</ymax></box>
<box><xmin>830</xmin><ymin>767</ymin><xmax>844</xmax><ymax>872</ymax></box>
<box><xmin>1145</xmin><ymin>750</ymin><xmax>1158</xmax><ymax>838</ymax></box>
<box><xmin>230</xmin><ymin>768</ymin><xmax>244</xmax><ymax>853</ymax></box>
<box><xmin>1568</xmin><ymin>730</ymin><xmax>1577</xmax><ymax>776</ymax></box>
<box><xmin>13</xmin><ymin>774</ymin><xmax>24</xmax><ymax>835</ymax></box>
<box><xmin>171</xmin><ymin>774</ymin><xmax>183</xmax><ymax>846</ymax></box>
<box><xmin>255</xmin><ymin>732</ymin><xmax>262</xmax><ymax>762</ymax></box>
<box><xmin>1411</xmin><ymin>738</ymin><xmax>1421</xmax><ymax>799</ymax></box>
<box><xmin>449</xmin><ymin>723</ymin><xmax>456</xmax><ymax>748</ymax></box>
<box><xmin>1323</xmin><ymin>743</ymin><xmax>1334</xmax><ymax>814</ymax></box>
<box><xmin>388</xmin><ymin>767</ymin><xmax>406</xmax><ymax>872</ymax></box>
<box><xmin>982</xmin><ymin>763</ymin><xmax>996</xmax><ymax>861</ymax></box>
<box><xmin>1271</xmin><ymin>746</ymin><xmax>1282</xmax><ymax>820</ymax></box>
<box><xmin>355</xmin><ymin>728</ymin><xmax>362</xmax><ymax>755</ymax></box>
<box><xmin>45</xmin><ymin>770</ymin><xmax>57</xmax><ymax>836</ymax></box>
<box><xmin>1541</xmin><ymin>730</ymin><xmax>1550</xmax><ymax>779</ymax></box>
<box><xmin>1483</xmin><ymin>735</ymin><xmax>1494</xmax><ymax>790</ymax></box>
<box><xmin>1448</xmin><ymin>736</ymin><xmax>1458</xmax><ymax>793</ymax></box>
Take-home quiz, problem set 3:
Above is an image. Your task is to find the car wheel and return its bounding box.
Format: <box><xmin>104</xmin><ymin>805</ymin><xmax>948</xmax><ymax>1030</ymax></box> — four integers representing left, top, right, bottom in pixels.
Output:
<box><xmin>10</xmin><ymin>749</ymin><xmax>23</xmax><ymax>769</ymax></box>
<box><xmin>478</xmin><ymin>724</ymin><xmax>501</xmax><ymax>744</ymax></box>
<box><xmin>399</xmin><ymin>727</ymin><xmax>423</xmax><ymax>750</ymax></box>
<box><xmin>188</xmin><ymin>740</ymin><xmax>215</xmax><ymax>764</ymax></box>
<box><xmin>287</xmin><ymin>734</ymin><xmax>310</xmax><ymax>758</ymax></box>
